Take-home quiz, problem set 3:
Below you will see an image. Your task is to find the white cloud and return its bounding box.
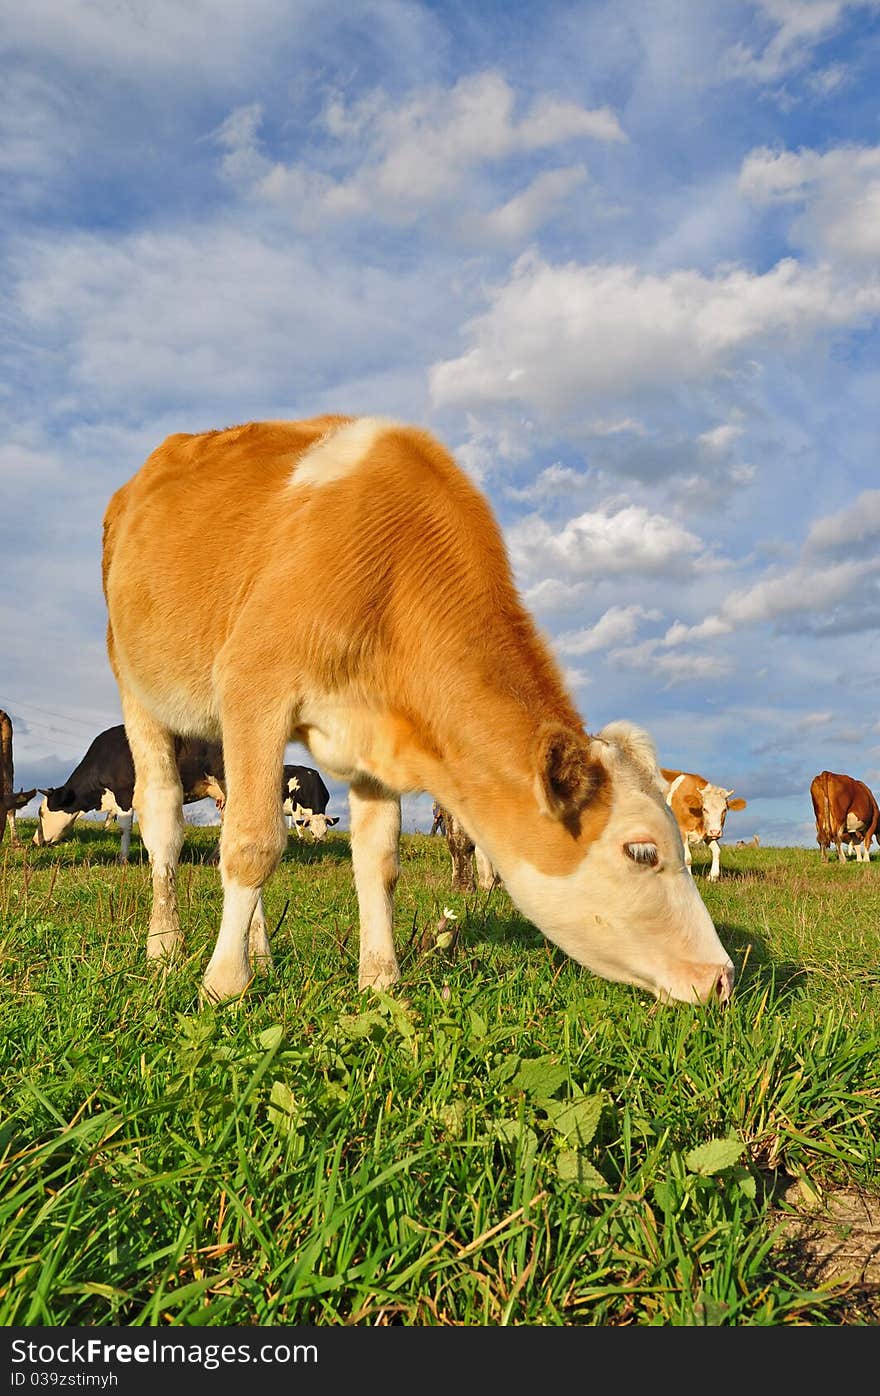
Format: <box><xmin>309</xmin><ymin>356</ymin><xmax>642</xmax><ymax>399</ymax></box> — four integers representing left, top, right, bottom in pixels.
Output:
<box><xmin>3</xmin><ymin>0</ymin><xmax>302</xmax><ymax>75</ymax></box>
<box><xmin>698</xmin><ymin>422</ymin><xmax>745</xmax><ymax>452</ymax></box>
<box><xmin>610</xmin><ymin>640</ymin><xmax>733</xmax><ymax>686</ymax></box>
<box><xmin>471</xmin><ymin>166</ymin><xmax>588</xmax><ymax>243</ymax></box>
<box><xmin>9</xmin><ymin>225</ymin><xmax>447</xmax><ymax>411</ymax></box>
<box><xmin>429</xmin><ymin>252</ymin><xmax>880</xmax><ymax>415</ymax></box>
<box><xmin>506</xmin><ymin>463</ymin><xmax>589</xmax><ymax>503</ymax></box>
<box><xmin>740</xmin><ymin>142</ymin><xmax>880</xmax><ymax>263</ymax></box>
<box><xmin>805</xmin><ymin>490</ymin><xmax>880</xmax><ymax>554</ymax></box>
<box><xmin>665</xmin><ymin>556</ymin><xmax>880</xmax><ymax>641</ymax></box>
<box><xmin>522</xmin><ymin>578</ymin><xmax>591</xmax><ymax>615</ymax></box>
<box><xmin>220</xmin><ymin>74</ymin><xmax>624</xmax><ymax>224</ymax></box>
<box><xmin>723</xmin><ymin>1</ymin><xmax>879</xmax><ymax>83</ymax></box>
<box><xmin>555</xmin><ymin>604</ymin><xmax>662</xmax><ymax>656</ymax></box>
<box><xmin>508</xmin><ymin>503</ymin><xmax>712</xmax><ymax>581</ymax></box>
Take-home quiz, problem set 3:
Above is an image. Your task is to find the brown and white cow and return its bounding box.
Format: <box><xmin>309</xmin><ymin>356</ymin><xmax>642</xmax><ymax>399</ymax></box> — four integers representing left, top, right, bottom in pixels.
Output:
<box><xmin>661</xmin><ymin>768</ymin><xmax>747</xmax><ymax>881</ymax></box>
<box><xmin>810</xmin><ymin>770</ymin><xmax>879</xmax><ymax>864</ymax></box>
<box><xmin>434</xmin><ymin>801</ymin><xmax>499</xmax><ymax>893</ymax></box>
<box><xmin>101</xmin><ymin>415</ymin><xmax>735</xmax><ymax>1007</ymax></box>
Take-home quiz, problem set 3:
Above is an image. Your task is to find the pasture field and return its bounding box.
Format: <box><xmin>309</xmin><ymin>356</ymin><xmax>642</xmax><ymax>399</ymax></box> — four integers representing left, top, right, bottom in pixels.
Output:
<box><xmin>1</xmin><ymin>822</ymin><xmax>879</xmax><ymax>1327</ymax></box>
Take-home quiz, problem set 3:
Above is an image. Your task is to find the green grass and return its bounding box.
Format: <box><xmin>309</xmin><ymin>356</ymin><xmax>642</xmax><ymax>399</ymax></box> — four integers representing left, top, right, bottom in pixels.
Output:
<box><xmin>1</xmin><ymin>822</ymin><xmax>879</xmax><ymax>1326</ymax></box>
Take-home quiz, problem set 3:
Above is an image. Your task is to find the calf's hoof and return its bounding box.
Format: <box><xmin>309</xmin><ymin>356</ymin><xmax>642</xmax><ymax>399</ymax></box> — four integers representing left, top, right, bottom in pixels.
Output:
<box><xmin>201</xmin><ymin>957</ymin><xmax>252</xmax><ymax>1005</ymax></box>
<box><xmin>146</xmin><ymin>928</ymin><xmax>185</xmax><ymax>961</ymax></box>
<box><xmin>358</xmin><ymin>955</ymin><xmax>400</xmax><ymax>991</ymax></box>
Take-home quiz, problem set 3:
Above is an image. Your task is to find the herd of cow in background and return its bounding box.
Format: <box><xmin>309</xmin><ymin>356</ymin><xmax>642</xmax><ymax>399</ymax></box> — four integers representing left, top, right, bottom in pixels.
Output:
<box><xmin>3</xmin><ymin>704</ymin><xmax>876</xmax><ymax>878</ymax></box>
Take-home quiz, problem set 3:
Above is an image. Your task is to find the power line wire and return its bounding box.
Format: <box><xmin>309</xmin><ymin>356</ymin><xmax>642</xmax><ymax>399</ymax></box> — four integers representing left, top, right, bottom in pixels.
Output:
<box><xmin>2</xmin><ymin>697</ymin><xmax>114</xmax><ymax>733</ymax></box>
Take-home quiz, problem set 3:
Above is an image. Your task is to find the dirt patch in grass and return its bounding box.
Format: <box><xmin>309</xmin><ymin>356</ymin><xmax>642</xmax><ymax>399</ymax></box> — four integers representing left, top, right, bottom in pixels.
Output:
<box><xmin>773</xmin><ymin>1183</ymin><xmax>880</xmax><ymax>1322</ymax></box>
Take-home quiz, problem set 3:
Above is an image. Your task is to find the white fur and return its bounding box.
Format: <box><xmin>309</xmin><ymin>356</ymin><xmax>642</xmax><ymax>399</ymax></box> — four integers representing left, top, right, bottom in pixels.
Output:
<box><xmin>289</xmin><ymin>417</ymin><xmax>398</xmax><ymax>490</ymax></box>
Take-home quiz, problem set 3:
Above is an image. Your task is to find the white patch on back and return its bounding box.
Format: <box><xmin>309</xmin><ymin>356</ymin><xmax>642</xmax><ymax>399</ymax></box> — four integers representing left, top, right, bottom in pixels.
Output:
<box><xmin>666</xmin><ymin>774</ymin><xmax>686</xmax><ymax>805</ymax></box>
<box><xmin>289</xmin><ymin>417</ymin><xmax>399</xmax><ymax>490</ymax></box>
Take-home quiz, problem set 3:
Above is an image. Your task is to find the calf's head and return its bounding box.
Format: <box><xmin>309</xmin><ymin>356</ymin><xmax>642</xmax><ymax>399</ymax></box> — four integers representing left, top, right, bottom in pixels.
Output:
<box><xmin>33</xmin><ymin>787</ymin><xmax>81</xmax><ymax>845</ymax></box>
<box><xmin>294</xmin><ymin>808</ymin><xmax>340</xmax><ymax>841</ymax></box>
<box><xmin>699</xmin><ymin>784</ymin><xmax>747</xmax><ymax>842</ymax></box>
<box><xmin>495</xmin><ymin>720</ymin><xmax>735</xmax><ymax>1005</ymax></box>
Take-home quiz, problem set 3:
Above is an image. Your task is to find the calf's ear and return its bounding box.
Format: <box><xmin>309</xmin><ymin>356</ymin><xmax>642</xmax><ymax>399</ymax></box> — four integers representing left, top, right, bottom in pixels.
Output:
<box><xmin>327</xmin><ymin>816</ymin><xmax>340</xmax><ymax>826</ymax></box>
<box><xmin>535</xmin><ymin>724</ymin><xmax>605</xmax><ymax>820</ymax></box>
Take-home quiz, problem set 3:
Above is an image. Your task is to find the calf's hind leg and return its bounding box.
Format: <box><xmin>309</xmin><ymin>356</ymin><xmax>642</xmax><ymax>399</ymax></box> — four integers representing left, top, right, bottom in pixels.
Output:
<box><xmin>350</xmin><ymin>778</ymin><xmax>401</xmax><ymax>990</ymax></box>
<box><xmin>202</xmin><ymin>707</ymin><xmax>287</xmax><ymax>1004</ymax></box>
<box><xmin>121</xmin><ymin>692</ymin><xmax>185</xmax><ymax>961</ymax></box>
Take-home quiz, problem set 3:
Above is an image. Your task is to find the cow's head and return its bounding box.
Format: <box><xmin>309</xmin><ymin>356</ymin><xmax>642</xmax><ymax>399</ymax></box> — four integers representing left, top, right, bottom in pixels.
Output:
<box><xmin>33</xmin><ymin>786</ymin><xmax>81</xmax><ymax>845</ymax></box>
<box><xmin>489</xmin><ymin>719</ymin><xmax>735</xmax><ymax>1006</ymax></box>
<box><xmin>699</xmin><ymin>784</ymin><xmax>747</xmax><ymax>842</ymax></box>
<box><xmin>293</xmin><ymin>806</ymin><xmax>340</xmax><ymax>841</ymax></box>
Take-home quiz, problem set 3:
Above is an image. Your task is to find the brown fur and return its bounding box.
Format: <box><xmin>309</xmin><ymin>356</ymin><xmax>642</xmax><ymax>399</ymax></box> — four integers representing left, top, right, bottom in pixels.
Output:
<box><xmin>0</xmin><ymin>709</ymin><xmax>34</xmax><ymax>846</ymax></box>
<box><xmin>0</xmin><ymin>710</ymin><xmax>12</xmax><ymax>844</ymax></box>
<box><xmin>103</xmin><ymin>418</ymin><xmax>608</xmax><ymax>882</ymax></box>
<box><xmin>810</xmin><ymin>770</ymin><xmax>879</xmax><ymax>862</ymax></box>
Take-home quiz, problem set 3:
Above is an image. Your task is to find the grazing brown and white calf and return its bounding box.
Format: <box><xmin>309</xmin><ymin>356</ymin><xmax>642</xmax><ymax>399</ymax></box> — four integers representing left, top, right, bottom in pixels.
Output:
<box><xmin>661</xmin><ymin>769</ymin><xmax>747</xmax><ymax>881</ymax></box>
<box><xmin>810</xmin><ymin>770</ymin><xmax>878</xmax><ymax>864</ymax></box>
<box><xmin>102</xmin><ymin>416</ymin><xmax>735</xmax><ymax>1006</ymax></box>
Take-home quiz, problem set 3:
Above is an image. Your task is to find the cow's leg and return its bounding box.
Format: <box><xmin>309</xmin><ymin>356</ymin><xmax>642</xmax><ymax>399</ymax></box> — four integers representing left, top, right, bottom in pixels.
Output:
<box><xmin>121</xmin><ymin>691</ymin><xmax>185</xmax><ymax>960</ymax></box>
<box><xmin>707</xmin><ymin>838</ymin><xmax>722</xmax><ymax>881</ymax></box>
<box><xmin>5</xmin><ymin>809</ymin><xmax>18</xmax><ymax>846</ymax></box>
<box><xmin>249</xmin><ymin>890</ymin><xmax>272</xmax><ymax>973</ymax></box>
<box><xmin>474</xmin><ymin>844</ymin><xmax>498</xmax><ymax>891</ymax></box>
<box><xmin>835</xmin><ymin>829</ymin><xmax>847</xmax><ymax>864</ymax></box>
<box><xmin>349</xmin><ymin>778</ymin><xmax>401</xmax><ymax>990</ymax></box>
<box><xmin>202</xmin><ymin>708</ymin><xmax>287</xmax><ymax>1004</ymax></box>
<box><xmin>117</xmin><ymin>810</ymin><xmax>133</xmax><ymax>864</ymax></box>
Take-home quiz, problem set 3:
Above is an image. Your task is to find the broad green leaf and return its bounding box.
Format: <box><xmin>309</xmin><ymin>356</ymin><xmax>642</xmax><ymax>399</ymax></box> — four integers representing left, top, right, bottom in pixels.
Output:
<box><xmin>556</xmin><ymin>1150</ymin><xmax>605</xmax><ymax>1192</ymax></box>
<box><xmin>732</xmin><ymin>1165</ymin><xmax>757</xmax><ymax>1200</ymax></box>
<box><xmin>372</xmin><ymin>989</ymin><xmax>417</xmax><ymax>1039</ymax></box>
<box><xmin>268</xmin><ymin>1080</ymin><xmax>298</xmax><ymax>1136</ymax></box>
<box><xmin>510</xmin><ymin>1057</ymin><xmax>567</xmax><ymax>1098</ymax></box>
<box><xmin>338</xmin><ymin>1010</ymin><xmax>385</xmax><ymax>1039</ymax></box>
<box><xmin>543</xmin><ymin>1094</ymin><xmax>604</xmax><ymax>1146</ymax></box>
<box><xmin>653</xmin><ymin>1180</ymin><xmax>677</xmax><ymax>1214</ymax></box>
<box><xmin>693</xmin><ymin>1297</ymin><xmax>730</xmax><ymax>1326</ymax></box>
<box><xmin>257</xmin><ymin>1024</ymin><xmax>284</xmax><ymax>1051</ymax></box>
<box><xmin>467</xmin><ymin>1008</ymin><xmax>487</xmax><ymax>1039</ymax></box>
<box><xmin>685</xmin><ymin>1138</ymin><xmax>746</xmax><ymax>1176</ymax></box>
<box><xmin>495</xmin><ymin>1120</ymin><xmax>538</xmax><ymax>1160</ymax></box>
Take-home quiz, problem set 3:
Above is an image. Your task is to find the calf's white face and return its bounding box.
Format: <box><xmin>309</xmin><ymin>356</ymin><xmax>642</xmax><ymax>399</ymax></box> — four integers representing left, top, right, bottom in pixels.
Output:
<box><xmin>699</xmin><ymin>784</ymin><xmax>734</xmax><ymax>842</ymax></box>
<box><xmin>498</xmin><ymin>723</ymin><xmax>735</xmax><ymax>1005</ymax></box>
<box><xmin>293</xmin><ymin>806</ymin><xmax>339</xmax><ymax>840</ymax></box>
<box><xmin>33</xmin><ymin>797</ymin><xmax>80</xmax><ymax>846</ymax></box>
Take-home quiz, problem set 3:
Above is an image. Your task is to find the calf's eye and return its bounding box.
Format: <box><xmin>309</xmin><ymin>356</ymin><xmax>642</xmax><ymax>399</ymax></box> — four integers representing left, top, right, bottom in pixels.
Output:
<box><xmin>624</xmin><ymin>840</ymin><xmax>659</xmax><ymax>866</ymax></box>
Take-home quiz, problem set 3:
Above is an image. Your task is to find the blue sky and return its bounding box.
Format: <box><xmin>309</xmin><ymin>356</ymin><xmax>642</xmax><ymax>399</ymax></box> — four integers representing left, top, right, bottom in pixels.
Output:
<box><xmin>3</xmin><ymin>0</ymin><xmax>879</xmax><ymax>843</ymax></box>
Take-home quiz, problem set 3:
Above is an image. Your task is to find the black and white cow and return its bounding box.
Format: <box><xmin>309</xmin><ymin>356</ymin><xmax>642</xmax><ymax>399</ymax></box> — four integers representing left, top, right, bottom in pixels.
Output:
<box><xmin>34</xmin><ymin>725</ymin><xmax>224</xmax><ymax>861</ymax></box>
<box><xmin>282</xmin><ymin>764</ymin><xmax>339</xmax><ymax>840</ymax></box>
